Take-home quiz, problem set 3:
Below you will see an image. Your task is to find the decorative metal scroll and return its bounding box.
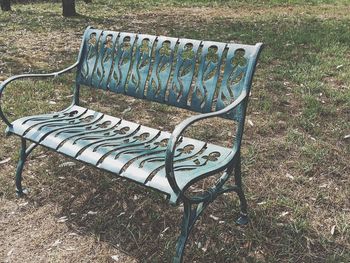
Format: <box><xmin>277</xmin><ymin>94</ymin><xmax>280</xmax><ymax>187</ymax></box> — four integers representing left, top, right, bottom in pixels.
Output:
<box><xmin>77</xmin><ymin>28</ymin><xmax>258</xmax><ymax>120</ymax></box>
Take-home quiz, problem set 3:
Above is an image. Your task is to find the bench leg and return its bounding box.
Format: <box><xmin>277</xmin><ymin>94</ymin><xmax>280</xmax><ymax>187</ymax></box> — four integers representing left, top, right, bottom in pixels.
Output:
<box><xmin>173</xmin><ymin>201</ymin><xmax>207</xmax><ymax>263</ymax></box>
<box><xmin>234</xmin><ymin>152</ymin><xmax>249</xmax><ymax>225</ymax></box>
<box><xmin>15</xmin><ymin>138</ymin><xmax>28</xmax><ymax>196</ymax></box>
<box><xmin>173</xmin><ymin>201</ymin><xmax>192</xmax><ymax>263</ymax></box>
<box><xmin>15</xmin><ymin>138</ymin><xmax>38</xmax><ymax>197</ymax></box>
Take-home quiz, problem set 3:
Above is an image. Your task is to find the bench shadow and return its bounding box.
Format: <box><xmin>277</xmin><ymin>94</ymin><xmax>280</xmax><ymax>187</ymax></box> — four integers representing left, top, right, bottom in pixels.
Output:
<box><xmin>23</xmin><ymin>153</ymin><xmax>347</xmax><ymax>263</ymax></box>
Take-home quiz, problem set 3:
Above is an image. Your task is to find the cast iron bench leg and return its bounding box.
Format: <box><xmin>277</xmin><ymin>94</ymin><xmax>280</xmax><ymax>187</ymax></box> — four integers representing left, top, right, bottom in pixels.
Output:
<box><xmin>173</xmin><ymin>200</ymin><xmax>208</xmax><ymax>263</ymax></box>
<box><xmin>15</xmin><ymin>138</ymin><xmax>27</xmax><ymax>196</ymax></box>
<box><xmin>15</xmin><ymin>138</ymin><xmax>38</xmax><ymax>197</ymax></box>
<box><xmin>173</xmin><ymin>201</ymin><xmax>192</xmax><ymax>263</ymax></box>
<box><xmin>234</xmin><ymin>152</ymin><xmax>249</xmax><ymax>225</ymax></box>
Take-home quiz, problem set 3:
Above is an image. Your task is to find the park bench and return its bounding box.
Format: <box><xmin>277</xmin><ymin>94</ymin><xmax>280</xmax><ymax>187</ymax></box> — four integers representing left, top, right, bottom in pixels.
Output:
<box><xmin>0</xmin><ymin>27</ymin><xmax>263</xmax><ymax>262</ymax></box>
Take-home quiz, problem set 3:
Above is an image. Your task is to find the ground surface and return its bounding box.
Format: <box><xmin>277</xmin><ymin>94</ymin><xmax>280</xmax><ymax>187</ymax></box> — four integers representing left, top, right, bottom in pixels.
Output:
<box><xmin>0</xmin><ymin>1</ymin><xmax>349</xmax><ymax>262</ymax></box>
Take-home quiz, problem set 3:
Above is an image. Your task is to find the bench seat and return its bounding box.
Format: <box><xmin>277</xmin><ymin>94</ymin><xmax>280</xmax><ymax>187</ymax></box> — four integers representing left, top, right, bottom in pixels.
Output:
<box><xmin>7</xmin><ymin>105</ymin><xmax>232</xmax><ymax>203</ymax></box>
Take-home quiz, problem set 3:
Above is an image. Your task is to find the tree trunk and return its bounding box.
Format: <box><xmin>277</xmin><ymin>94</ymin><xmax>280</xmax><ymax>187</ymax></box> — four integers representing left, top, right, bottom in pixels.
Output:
<box><xmin>1</xmin><ymin>0</ymin><xmax>11</xmax><ymax>12</ymax></box>
<box><xmin>62</xmin><ymin>0</ymin><xmax>77</xmax><ymax>17</ymax></box>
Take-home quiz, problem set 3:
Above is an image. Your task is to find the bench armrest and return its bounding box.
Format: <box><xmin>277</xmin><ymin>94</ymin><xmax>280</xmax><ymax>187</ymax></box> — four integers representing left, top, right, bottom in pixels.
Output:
<box><xmin>165</xmin><ymin>90</ymin><xmax>248</xmax><ymax>196</ymax></box>
<box><xmin>0</xmin><ymin>62</ymin><xmax>79</xmax><ymax>127</ymax></box>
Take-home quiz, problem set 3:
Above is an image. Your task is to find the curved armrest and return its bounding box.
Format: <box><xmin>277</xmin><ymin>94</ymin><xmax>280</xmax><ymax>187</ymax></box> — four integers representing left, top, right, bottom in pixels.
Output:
<box><xmin>165</xmin><ymin>90</ymin><xmax>248</xmax><ymax>195</ymax></box>
<box><xmin>0</xmin><ymin>62</ymin><xmax>79</xmax><ymax>127</ymax></box>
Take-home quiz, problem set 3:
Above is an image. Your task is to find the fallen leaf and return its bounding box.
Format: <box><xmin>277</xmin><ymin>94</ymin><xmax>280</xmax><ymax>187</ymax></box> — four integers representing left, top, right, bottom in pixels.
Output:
<box><xmin>209</xmin><ymin>214</ymin><xmax>219</xmax><ymax>221</ymax></box>
<box><xmin>111</xmin><ymin>255</ymin><xmax>120</xmax><ymax>261</ymax></box>
<box><xmin>57</xmin><ymin>216</ymin><xmax>68</xmax><ymax>223</ymax></box>
<box><xmin>117</xmin><ymin>212</ymin><xmax>125</xmax><ymax>217</ymax></box>
<box><xmin>51</xmin><ymin>239</ymin><xmax>61</xmax><ymax>247</ymax></box>
<box><xmin>279</xmin><ymin>211</ymin><xmax>289</xmax><ymax>217</ymax></box>
<box><xmin>336</xmin><ymin>64</ymin><xmax>343</xmax><ymax>70</ymax></box>
<box><xmin>202</xmin><ymin>240</ymin><xmax>210</xmax><ymax>252</ymax></box>
<box><xmin>0</xmin><ymin>157</ymin><xmax>11</xmax><ymax>165</ymax></box>
<box><xmin>87</xmin><ymin>211</ymin><xmax>98</xmax><ymax>215</ymax></box>
<box><xmin>122</xmin><ymin>106</ymin><xmax>132</xmax><ymax>114</ymax></box>
<box><xmin>331</xmin><ymin>225</ymin><xmax>336</xmax><ymax>235</ymax></box>
<box><xmin>319</xmin><ymin>183</ymin><xmax>329</xmax><ymax>188</ymax></box>
<box><xmin>7</xmin><ymin>249</ymin><xmax>14</xmax><ymax>257</ymax></box>
<box><xmin>59</xmin><ymin>162</ymin><xmax>76</xmax><ymax>168</ymax></box>
<box><xmin>285</xmin><ymin>173</ymin><xmax>294</xmax><ymax>180</ymax></box>
<box><xmin>162</xmin><ymin>227</ymin><xmax>170</xmax><ymax>234</ymax></box>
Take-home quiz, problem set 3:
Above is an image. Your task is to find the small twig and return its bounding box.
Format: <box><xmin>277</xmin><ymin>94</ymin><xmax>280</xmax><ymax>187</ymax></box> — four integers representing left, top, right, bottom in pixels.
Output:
<box><xmin>121</xmin><ymin>224</ymin><xmax>140</xmax><ymax>250</ymax></box>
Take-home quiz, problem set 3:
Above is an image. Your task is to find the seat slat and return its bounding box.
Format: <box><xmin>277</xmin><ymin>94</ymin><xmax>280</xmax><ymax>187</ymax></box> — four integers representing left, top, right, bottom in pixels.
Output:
<box><xmin>35</xmin><ymin>110</ymin><xmax>104</xmax><ymax>147</ymax></box>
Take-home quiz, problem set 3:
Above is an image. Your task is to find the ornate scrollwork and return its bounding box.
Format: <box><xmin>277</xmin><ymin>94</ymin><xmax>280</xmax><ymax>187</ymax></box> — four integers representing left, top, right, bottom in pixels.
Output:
<box><xmin>78</xmin><ymin>29</ymin><xmax>253</xmax><ymax>121</ymax></box>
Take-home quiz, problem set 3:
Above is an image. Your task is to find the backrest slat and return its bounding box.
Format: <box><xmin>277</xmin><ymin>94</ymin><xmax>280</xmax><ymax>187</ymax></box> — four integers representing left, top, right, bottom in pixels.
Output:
<box><xmin>190</xmin><ymin>41</ymin><xmax>226</xmax><ymax>113</ymax></box>
<box><xmin>110</xmin><ymin>32</ymin><xmax>137</xmax><ymax>93</ymax></box>
<box><xmin>127</xmin><ymin>34</ymin><xmax>157</xmax><ymax>98</ymax></box>
<box><xmin>168</xmin><ymin>38</ymin><xmax>201</xmax><ymax>107</ymax></box>
<box><xmin>92</xmin><ymin>31</ymin><xmax>119</xmax><ymax>89</ymax></box>
<box><xmin>80</xmin><ymin>30</ymin><xmax>103</xmax><ymax>86</ymax></box>
<box><xmin>146</xmin><ymin>36</ymin><xmax>178</xmax><ymax>102</ymax></box>
<box><xmin>216</xmin><ymin>44</ymin><xmax>247</xmax><ymax>119</ymax></box>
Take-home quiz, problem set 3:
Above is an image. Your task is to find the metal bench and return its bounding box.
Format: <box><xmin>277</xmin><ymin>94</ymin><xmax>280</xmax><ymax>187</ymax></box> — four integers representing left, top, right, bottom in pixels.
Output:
<box><xmin>0</xmin><ymin>27</ymin><xmax>263</xmax><ymax>262</ymax></box>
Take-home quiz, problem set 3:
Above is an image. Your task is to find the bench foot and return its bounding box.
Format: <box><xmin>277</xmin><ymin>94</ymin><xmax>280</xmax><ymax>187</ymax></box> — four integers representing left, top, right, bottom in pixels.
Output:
<box><xmin>16</xmin><ymin>188</ymin><xmax>28</xmax><ymax>197</ymax></box>
<box><xmin>236</xmin><ymin>212</ymin><xmax>249</xmax><ymax>225</ymax></box>
<box><xmin>235</xmin><ymin>186</ymin><xmax>248</xmax><ymax>222</ymax></box>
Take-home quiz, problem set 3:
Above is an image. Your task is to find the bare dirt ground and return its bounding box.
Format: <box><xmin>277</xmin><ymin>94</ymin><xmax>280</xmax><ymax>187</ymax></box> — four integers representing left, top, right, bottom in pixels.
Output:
<box><xmin>0</xmin><ymin>157</ymin><xmax>137</xmax><ymax>262</ymax></box>
<box><xmin>0</xmin><ymin>199</ymin><xmax>136</xmax><ymax>263</ymax></box>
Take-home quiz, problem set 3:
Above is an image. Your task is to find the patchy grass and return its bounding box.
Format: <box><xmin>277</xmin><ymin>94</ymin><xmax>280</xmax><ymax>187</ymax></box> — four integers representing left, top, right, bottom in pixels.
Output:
<box><xmin>0</xmin><ymin>0</ymin><xmax>349</xmax><ymax>262</ymax></box>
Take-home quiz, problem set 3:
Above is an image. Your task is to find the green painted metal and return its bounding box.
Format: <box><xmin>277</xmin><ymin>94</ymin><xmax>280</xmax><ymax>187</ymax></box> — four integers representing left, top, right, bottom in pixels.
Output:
<box><xmin>15</xmin><ymin>138</ymin><xmax>27</xmax><ymax>196</ymax></box>
<box><xmin>0</xmin><ymin>26</ymin><xmax>263</xmax><ymax>262</ymax></box>
<box><xmin>14</xmin><ymin>138</ymin><xmax>39</xmax><ymax>196</ymax></box>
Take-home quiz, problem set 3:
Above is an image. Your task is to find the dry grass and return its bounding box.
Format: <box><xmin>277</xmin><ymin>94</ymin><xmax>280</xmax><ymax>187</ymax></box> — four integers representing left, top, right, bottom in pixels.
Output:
<box><xmin>0</xmin><ymin>1</ymin><xmax>349</xmax><ymax>262</ymax></box>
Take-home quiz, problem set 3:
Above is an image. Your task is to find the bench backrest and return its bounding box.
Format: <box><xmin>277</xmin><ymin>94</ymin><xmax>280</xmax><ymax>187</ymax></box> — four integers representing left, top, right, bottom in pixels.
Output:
<box><xmin>76</xmin><ymin>27</ymin><xmax>262</xmax><ymax>120</ymax></box>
